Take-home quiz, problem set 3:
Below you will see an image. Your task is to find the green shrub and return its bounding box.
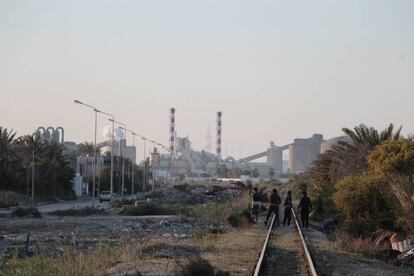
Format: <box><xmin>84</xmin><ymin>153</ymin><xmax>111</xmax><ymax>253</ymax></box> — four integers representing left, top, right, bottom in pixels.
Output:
<box><xmin>145</xmin><ymin>190</ymin><xmax>164</xmax><ymax>199</ymax></box>
<box><xmin>174</xmin><ymin>258</ymin><xmax>229</xmax><ymax>276</ymax></box>
<box><xmin>49</xmin><ymin>207</ymin><xmax>106</xmax><ymax>216</ymax></box>
<box><xmin>192</xmin><ymin>226</ymin><xmax>227</xmax><ymax>241</ymax></box>
<box><xmin>173</xmin><ymin>183</ymin><xmax>189</xmax><ymax>192</ymax></box>
<box><xmin>120</xmin><ymin>203</ymin><xmax>177</xmax><ymax>216</ymax></box>
<box><xmin>333</xmin><ymin>174</ymin><xmax>396</xmax><ymax>236</ymax></box>
<box><xmin>227</xmin><ymin>209</ymin><xmax>253</xmax><ymax>228</ymax></box>
<box><xmin>110</xmin><ymin>199</ymin><xmax>135</xmax><ymax>208</ymax></box>
<box><xmin>11</xmin><ymin>207</ymin><xmax>41</xmax><ymax>218</ymax></box>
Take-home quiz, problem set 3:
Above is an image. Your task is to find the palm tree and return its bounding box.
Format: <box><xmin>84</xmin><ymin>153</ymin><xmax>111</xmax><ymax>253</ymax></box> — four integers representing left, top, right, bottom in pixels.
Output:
<box><xmin>341</xmin><ymin>123</ymin><xmax>401</xmax><ymax>150</ymax></box>
<box><xmin>15</xmin><ymin>135</ymin><xmax>44</xmax><ymax>200</ymax></box>
<box><xmin>310</xmin><ymin>123</ymin><xmax>403</xmax><ymax>193</ymax></box>
<box><xmin>0</xmin><ymin>127</ymin><xmax>20</xmax><ymax>191</ymax></box>
<box><xmin>41</xmin><ymin>142</ymin><xmax>73</xmax><ymax>197</ymax></box>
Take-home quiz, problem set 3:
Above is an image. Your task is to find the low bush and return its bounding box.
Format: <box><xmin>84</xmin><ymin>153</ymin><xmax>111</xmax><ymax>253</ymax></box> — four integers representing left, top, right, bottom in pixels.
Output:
<box><xmin>333</xmin><ymin>174</ymin><xmax>396</xmax><ymax>236</ymax></box>
<box><xmin>192</xmin><ymin>226</ymin><xmax>227</xmax><ymax>241</ymax></box>
<box><xmin>0</xmin><ymin>191</ymin><xmax>24</xmax><ymax>208</ymax></box>
<box><xmin>334</xmin><ymin>231</ymin><xmax>389</xmax><ymax>258</ymax></box>
<box><xmin>110</xmin><ymin>199</ymin><xmax>135</xmax><ymax>209</ymax></box>
<box><xmin>120</xmin><ymin>203</ymin><xmax>177</xmax><ymax>216</ymax></box>
<box><xmin>173</xmin><ymin>183</ymin><xmax>189</xmax><ymax>192</ymax></box>
<box><xmin>174</xmin><ymin>258</ymin><xmax>229</xmax><ymax>276</ymax></box>
<box><xmin>2</xmin><ymin>244</ymin><xmax>121</xmax><ymax>275</ymax></box>
<box><xmin>145</xmin><ymin>190</ymin><xmax>164</xmax><ymax>199</ymax></box>
<box><xmin>49</xmin><ymin>207</ymin><xmax>106</xmax><ymax>216</ymax></box>
<box><xmin>227</xmin><ymin>209</ymin><xmax>254</xmax><ymax>228</ymax></box>
<box><xmin>190</xmin><ymin>192</ymin><xmax>251</xmax><ymax>226</ymax></box>
<box><xmin>11</xmin><ymin>207</ymin><xmax>41</xmax><ymax>218</ymax></box>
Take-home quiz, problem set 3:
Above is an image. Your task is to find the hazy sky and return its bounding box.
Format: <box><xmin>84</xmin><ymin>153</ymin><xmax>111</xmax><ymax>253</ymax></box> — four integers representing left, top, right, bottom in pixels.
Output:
<box><xmin>1</xmin><ymin>0</ymin><xmax>413</xmax><ymax>161</ymax></box>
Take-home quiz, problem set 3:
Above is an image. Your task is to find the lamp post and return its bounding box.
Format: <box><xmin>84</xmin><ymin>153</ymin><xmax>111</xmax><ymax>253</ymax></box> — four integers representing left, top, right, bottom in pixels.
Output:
<box><xmin>149</xmin><ymin>140</ymin><xmax>157</xmax><ymax>191</ymax></box>
<box><xmin>109</xmin><ymin>119</ymin><xmax>127</xmax><ymax>198</ymax></box>
<box><xmin>119</xmin><ymin>127</ymin><xmax>138</xmax><ymax>197</ymax></box>
<box><xmin>31</xmin><ymin>146</ymin><xmax>35</xmax><ymax>202</ymax></box>
<box><xmin>74</xmin><ymin>100</ymin><xmax>99</xmax><ymax>208</ymax></box>
<box><xmin>142</xmin><ymin>137</ymin><xmax>147</xmax><ymax>192</ymax></box>
<box><xmin>131</xmin><ymin>132</ymin><xmax>136</xmax><ymax>196</ymax></box>
<box><xmin>98</xmin><ymin>111</ymin><xmax>115</xmax><ymax>200</ymax></box>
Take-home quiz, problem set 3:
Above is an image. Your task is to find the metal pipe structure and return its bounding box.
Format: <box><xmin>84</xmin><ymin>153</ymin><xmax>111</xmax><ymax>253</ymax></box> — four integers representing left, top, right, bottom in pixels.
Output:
<box><xmin>55</xmin><ymin>127</ymin><xmax>64</xmax><ymax>143</ymax></box>
<box><xmin>216</xmin><ymin>111</ymin><xmax>222</xmax><ymax>161</ymax></box>
<box><xmin>35</xmin><ymin>127</ymin><xmax>64</xmax><ymax>144</ymax></box>
<box><xmin>109</xmin><ymin>119</ymin><xmax>127</xmax><ymax>197</ymax></box>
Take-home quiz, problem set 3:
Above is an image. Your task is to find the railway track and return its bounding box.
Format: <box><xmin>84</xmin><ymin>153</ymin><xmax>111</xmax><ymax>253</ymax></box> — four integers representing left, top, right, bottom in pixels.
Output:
<box><xmin>253</xmin><ymin>209</ymin><xmax>317</xmax><ymax>276</ymax></box>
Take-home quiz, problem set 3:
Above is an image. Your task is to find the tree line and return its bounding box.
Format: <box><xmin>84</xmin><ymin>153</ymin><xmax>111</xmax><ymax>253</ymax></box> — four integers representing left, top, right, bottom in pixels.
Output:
<box><xmin>0</xmin><ymin>127</ymin><xmax>75</xmax><ymax>200</ymax></box>
<box><xmin>298</xmin><ymin>123</ymin><xmax>414</xmax><ymax>236</ymax></box>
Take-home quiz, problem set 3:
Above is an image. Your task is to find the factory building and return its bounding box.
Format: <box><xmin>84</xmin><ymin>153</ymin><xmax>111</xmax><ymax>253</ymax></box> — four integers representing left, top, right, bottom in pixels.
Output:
<box><xmin>151</xmin><ymin>108</ymin><xmax>354</xmax><ymax>181</ymax></box>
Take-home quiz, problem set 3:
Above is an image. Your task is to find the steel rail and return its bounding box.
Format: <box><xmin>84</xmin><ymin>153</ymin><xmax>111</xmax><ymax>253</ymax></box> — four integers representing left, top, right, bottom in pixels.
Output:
<box><xmin>252</xmin><ymin>214</ymin><xmax>275</xmax><ymax>276</ymax></box>
<box><xmin>292</xmin><ymin>209</ymin><xmax>318</xmax><ymax>276</ymax></box>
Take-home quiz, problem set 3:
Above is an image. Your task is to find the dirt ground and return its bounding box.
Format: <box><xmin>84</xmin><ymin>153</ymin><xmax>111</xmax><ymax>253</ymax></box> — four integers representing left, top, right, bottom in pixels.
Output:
<box><xmin>303</xmin><ymin>228</ymin><xmax>414</xmax><ymax>276</ymax></box>
<box><xmin>106</xmin><ymin>224</ymin><xmax>268</xmax><ymax>275</ymax></box>
<box><xmin>0</xmin><ymin>214</ymin><xmax>194</xmax><ymax>259</ymax></box>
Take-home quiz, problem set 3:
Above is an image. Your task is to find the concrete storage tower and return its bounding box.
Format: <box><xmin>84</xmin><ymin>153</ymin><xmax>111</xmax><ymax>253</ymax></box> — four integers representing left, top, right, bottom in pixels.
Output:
<box><xmin>266</xmin><ymin>142</ymin><xmax>283</xmax><ymax>175</ymax></box>
<box><xmin>288</xmin><ymin>134</ymin><xmax>323</xmax><ymax>174</ymax></box>
<box><xmin>216</xmin><ymin>111</ymin><xmax>222</xmax><ymax>160</ymax></box>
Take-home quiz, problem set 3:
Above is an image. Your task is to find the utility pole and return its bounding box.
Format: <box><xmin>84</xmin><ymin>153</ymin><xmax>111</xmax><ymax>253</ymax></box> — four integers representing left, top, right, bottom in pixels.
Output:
<box><xmin>31</xmin><ymin>148</ymin><xmax>35</xmax><ymax>202</ymax></box>
<box><xmin>143</xmin><ymin>137</ymin><xmax>147</xmax><ymax>192</ymax></box>
<box><xmin>131</xmin><ymin>133</ymin><xmax>136</xmax><ymax>196</ymax></box>
<box><xmin>92</xmin><ymin>109</ymin><xmax>98</xmax><ymax>208</ymax></box>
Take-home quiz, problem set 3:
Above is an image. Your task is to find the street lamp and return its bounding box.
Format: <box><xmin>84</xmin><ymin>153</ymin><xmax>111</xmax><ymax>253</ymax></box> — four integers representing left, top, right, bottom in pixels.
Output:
<box><xmin>149</xmin><ymin>140</ymin><xmax>158</xmax><ymax>191</ymax></box>
<box><xmin>119</xmin><ymin>127</ymin><xmax>138</xmax><ymax>196</ymax></box>
<box><xmin>109</xmin><ymin>118</ymin><xmax>127</xmax><ymax>197</ymax></box>
<box><xmin>142</xmin><ymin>137</ymin><xmax>147</xmax><ymax>192</ymax></box>
<box><xmin>97</xmin><ymin>111</ymin><xmax>115</xmax><ymax>200</ymax></box>
<box><xmin>73</xmin><ymin>100</ymin><xmax>99</xmax><ymax>208</ymax></box>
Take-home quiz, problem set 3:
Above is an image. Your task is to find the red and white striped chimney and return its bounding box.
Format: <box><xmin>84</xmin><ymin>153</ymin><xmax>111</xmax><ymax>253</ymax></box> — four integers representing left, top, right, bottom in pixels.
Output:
<box><xmin>216</xmin><ymin>111</ymin><xmax>222</xmax><ymax>160</ymax></box>
<box><xmin>170</xmin><ymin>108</ymin><xmax>176</xmax><ymax>157</ymax></box>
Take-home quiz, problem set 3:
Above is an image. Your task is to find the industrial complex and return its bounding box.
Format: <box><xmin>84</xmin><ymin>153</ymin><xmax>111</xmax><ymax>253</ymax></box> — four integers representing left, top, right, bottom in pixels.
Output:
<box><xmin>34</xmin><ymin>109</ymin><xmax>349</xmax><ymax>195</ymax></box>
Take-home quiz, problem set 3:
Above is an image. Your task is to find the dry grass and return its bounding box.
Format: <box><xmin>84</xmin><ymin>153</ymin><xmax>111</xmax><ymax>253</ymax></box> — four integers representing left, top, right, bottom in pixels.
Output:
<box><xmin>48</xmin><ymin>207</ymin><xmax>106</xmax><ymax>217</ymax></box>
<box><xmin>191</xmin><ymin>228</ymin><xmax>267</xmax><ymax>275</ymax></box>
<box><xmin>2</xmin><ymin>245</ymin><xmax>120</xmax><ymax>276</ymax></box>
<box><xmin>307</xmin><ymin>231</ymin><xmax>414</xmax><ymax>276</ymax></box>
<box><xmin>0</xmin><ymin>192</ymin><xmax>264</xmax><ymax>276</ymax></box>
<box><xmin>334</xmin><ymin>231</ymin><xmax>389</xmax><ymax>257</ymax></box>
<box><xmin>1</xmin><ymin>226</ymin><xmax>267</xmax><ymax>276</ymax></box>
<box><xmin>190</xmin><ymin>192</ymin><xmax>251</xmax><ymax>226</ymax></box>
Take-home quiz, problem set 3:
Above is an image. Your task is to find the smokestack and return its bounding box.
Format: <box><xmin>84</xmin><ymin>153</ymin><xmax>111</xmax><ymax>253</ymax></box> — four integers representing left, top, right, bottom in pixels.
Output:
<box><xmin>216</xmin><ymin>111</ymin><xmax>222</xmax><ymax>160</ymax></box>
<box><xmin>170</xmin><ymin>108</ymin><xmax>176</xmax><ymax>157</ymax></box>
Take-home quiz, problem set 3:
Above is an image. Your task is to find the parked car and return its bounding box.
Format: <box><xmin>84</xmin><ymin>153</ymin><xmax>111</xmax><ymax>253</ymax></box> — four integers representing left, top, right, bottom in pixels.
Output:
<box><xmin>99</xmin><ymin>191</ymin><xmax>112</xmax><ymax>203</ymax></box>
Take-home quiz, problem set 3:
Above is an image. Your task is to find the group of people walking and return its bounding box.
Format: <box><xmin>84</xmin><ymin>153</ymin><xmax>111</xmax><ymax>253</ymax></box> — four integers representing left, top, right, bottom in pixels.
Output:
<box><xmin>252</xmin><ymin>187</ymin><xmax>312</xmax><ymax>228</ymax></box>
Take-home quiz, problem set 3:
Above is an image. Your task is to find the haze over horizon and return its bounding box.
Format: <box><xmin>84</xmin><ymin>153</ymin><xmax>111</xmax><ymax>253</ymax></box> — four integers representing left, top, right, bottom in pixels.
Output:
<box><xmin>1</xmin><ymin>0</ymin><xmax>413</xmax><ymax>161</ymax></box>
